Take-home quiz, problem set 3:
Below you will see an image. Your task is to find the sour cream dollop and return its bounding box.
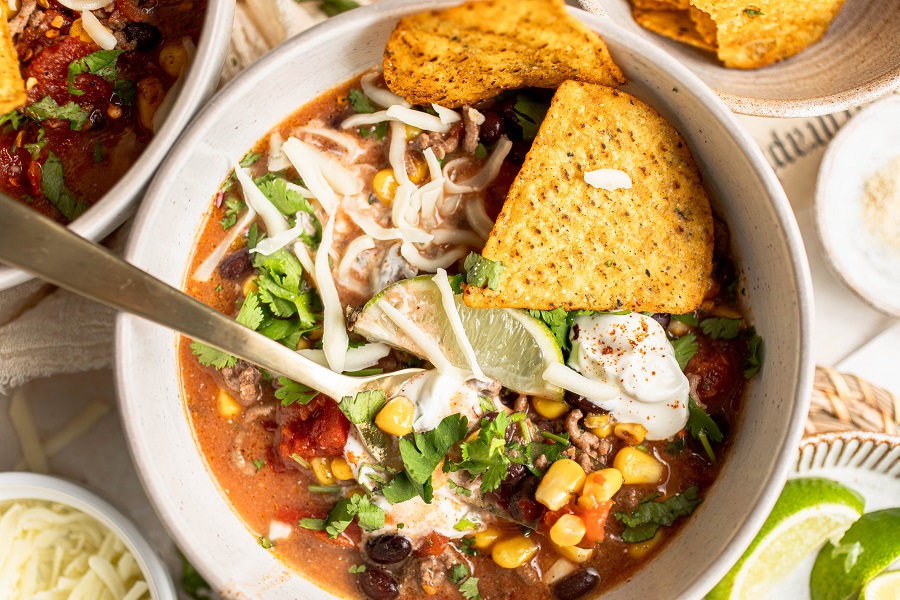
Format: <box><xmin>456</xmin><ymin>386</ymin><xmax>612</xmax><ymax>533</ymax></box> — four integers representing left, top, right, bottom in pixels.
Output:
<box><xmin>567</xmin><ymin>313</ymin><xmax>689</xmax><ymax>439</ymax></box>
<box><xmin>395</xmin><ymin>369</ymin><xmax>495</xmax><ymax>432</ymax></box>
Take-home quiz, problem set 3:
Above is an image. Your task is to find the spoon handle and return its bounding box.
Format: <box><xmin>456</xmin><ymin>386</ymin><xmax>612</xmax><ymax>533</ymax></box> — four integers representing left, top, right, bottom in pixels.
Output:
<box><xmin>0</xmin><ymin>195</ymin><xmax>357</xmax><ymax>400</ymax></box>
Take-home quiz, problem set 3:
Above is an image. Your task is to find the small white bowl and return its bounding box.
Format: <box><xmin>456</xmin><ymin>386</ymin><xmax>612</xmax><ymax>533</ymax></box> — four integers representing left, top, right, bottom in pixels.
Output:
<box><xmin>0</xmin><ymin>472</ymin><xmax>176</xmax><ymax>600</ymax></box>
<box><xmin>815</xmin><ymin>95</ymin><xmax>900</xmax><ymax>317</ymax></box>
<box><xmin>0</xmin><ymin>0</ymin><xmax>235</xmax><ymax>291</ymax></box>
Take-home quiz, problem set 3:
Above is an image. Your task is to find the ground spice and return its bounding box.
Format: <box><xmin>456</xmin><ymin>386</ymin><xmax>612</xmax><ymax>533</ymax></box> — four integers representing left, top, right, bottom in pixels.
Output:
<box><xmin>862</xmin><ymin>156</ymin><xmax>900</xmax><ymax>251</ymax></box>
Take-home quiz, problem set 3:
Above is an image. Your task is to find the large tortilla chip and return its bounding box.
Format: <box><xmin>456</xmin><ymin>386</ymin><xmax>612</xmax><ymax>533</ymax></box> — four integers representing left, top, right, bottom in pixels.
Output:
<box><xmin>690</xmin><ymin>0</ymin><xmax>846</xmax><ymax>68</ymax></box>
<box><xmin>633</xmin><ymin>8</ymin><xmax>717</xmax><ymax>52</ymax></box>
<box><xmin>382</xmin><ymin>0</ymin><xmax>625</xmax><ymax>108</ymax></box>
<box><xmin>0</xmin><ymin>10</ymin><xmax>25</xmax><ymax>113</ymax></box>
<box><xmin>464</xmin><ymin>81</ymin><xmax>713</xmax><ymax>314</ymax></box>
<box><xmin>632</xmin><ymin>0</ymin><xmax>691</xmax><ymax>10</ymax></box>
<box><xmin>689</xmin><ymin>6</ymin><xmax>718</xmax><ymax>46</ymax></box>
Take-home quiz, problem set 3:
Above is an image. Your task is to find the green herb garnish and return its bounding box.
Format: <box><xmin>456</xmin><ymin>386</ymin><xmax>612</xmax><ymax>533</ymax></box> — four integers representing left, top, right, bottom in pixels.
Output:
<box><xmin>671</xmin><ymin>333</ymin><xmax>699</xmax><ymax>371</ymax></box>
<box><xmin>615</xmin><ymin>486</ymin><xmax>702</xmax><ymax>542</ymax></box>
<box><xmin>464</xmin><ymin>252</ymin><xmax>504</xmax><ymax>290</ymax></box>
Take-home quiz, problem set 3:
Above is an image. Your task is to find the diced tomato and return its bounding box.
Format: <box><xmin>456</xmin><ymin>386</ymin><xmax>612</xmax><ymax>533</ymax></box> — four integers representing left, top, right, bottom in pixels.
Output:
<box><xmin>416</xmin><ymin>531</ymin><xmax>450</xmax><ymax>557</ymax></box>
<box><xmin>276</xmin><ymin>394</ymin><xmax>350</xmax><ymax>463</ymax></box>
<box><xmin>578</xmin><ymin>500</ymin><xmax>613</xmax><ymax>544</ymax></box>
<box><xmin>114</xmin><ymin>0</ymin><xmax>148</xmax><ymax>22</ymax></box>
<box><xmin>542</xmin><ymin>503</ymin><xmax>577</xmax><ymax>530</ymax></box>
<box><xmin>684</xmin><ymin>337</ymin><xmax>744</xmax><ymax>410</ymax></box>
<box><xmin>24</xmin><ymin>36</ymin><xmax>97</xmax><ymax>106</ymax></box>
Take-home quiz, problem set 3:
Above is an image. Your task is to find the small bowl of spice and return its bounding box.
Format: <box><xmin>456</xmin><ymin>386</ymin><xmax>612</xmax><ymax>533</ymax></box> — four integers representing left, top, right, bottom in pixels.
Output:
<box><xmin>815</xmin><ymin>94</ymin><xmax>900</xmax><ymax>317</ymax></box>
<box><xmin>0</xmin><ymin>472</ymin><xmax>176</xmax><ymax>600</ymax></box>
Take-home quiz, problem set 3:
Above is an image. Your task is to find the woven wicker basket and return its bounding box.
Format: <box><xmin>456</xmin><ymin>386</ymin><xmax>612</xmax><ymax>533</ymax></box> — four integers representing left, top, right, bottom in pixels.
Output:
<box><xmin>807</xmin><ymin>366</ymin><xmax>900</xmax><ymax>435</ymax></box>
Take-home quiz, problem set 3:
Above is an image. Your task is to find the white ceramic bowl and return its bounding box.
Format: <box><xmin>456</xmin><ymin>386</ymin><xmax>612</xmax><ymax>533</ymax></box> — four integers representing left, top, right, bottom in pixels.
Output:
<box><xmin>0</xmin><ymin>471</ymin><xmax>176</xmax><ymax>599</ymax></box>
<box><xmin>116</xmin><ymin>2</ymin><xmax>815</xmax><ymax>598</ymax></box>
<box><xmin>0</xmin><ymin>0</ymin><xmax>235</xmax><ymax>291</ymax></box>
<box><xmin>578</xmin><ymin>0</ymin><xmax>900</xmax><ymax>118</ymax></box>
<box><xmin>815</xmin><ymin>95</ymin><xmax>900</xmax><ymax>317</ymax></box>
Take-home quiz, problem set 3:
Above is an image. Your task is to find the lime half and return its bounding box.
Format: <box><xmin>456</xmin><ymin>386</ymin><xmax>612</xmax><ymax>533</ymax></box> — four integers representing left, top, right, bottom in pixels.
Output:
<box><xmin>862</xmin><ymin>570</ymin><xmax>900</xmax><ymax>600</ymax></box>
<box><xmin>708</xmin><ymin>477</ymin><xmax>865</xmax><ymax>600</ymax></box>
<box><xmin>349</xmin><ymin>276</ymin><xmax>564</xmax><ymax>399</ymax></box>
<box><xmin>811</xmin><ymin>507</ymin><xmax>900</xmax><ymax>600</ymax></box>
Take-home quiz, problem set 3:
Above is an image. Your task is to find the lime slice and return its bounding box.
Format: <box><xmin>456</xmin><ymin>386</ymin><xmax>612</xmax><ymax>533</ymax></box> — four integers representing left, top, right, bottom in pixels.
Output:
<box><xmin>708</xmin><ymin>477</ymin><xmax>865</xmax><ymax>600</ymax></box>
<box><xmin>349</xmin><ymin>276</ymin><xmax>564</xmax><ymax>400</ymax></box>
<box><xmin>811</xmin><ymin>508</ymin><xmax>900</xmax><ymax>600</ymax></box>
<box><xmin>862</xmin><ymin>570</ymin><xmax>900</xmax><ymax>600</ymax></box>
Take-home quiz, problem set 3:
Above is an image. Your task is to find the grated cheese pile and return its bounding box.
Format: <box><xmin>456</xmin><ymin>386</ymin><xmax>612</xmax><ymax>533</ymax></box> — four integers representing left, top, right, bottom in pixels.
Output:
<box><xmin>862</xmin><ymin>155</ymin><xmax>900</xmax><ymax>252</ymax></box>
<box><xmin>0</xmin><ymin>500</ymin><xmax>150</xmax><ymax>600</ymax></box>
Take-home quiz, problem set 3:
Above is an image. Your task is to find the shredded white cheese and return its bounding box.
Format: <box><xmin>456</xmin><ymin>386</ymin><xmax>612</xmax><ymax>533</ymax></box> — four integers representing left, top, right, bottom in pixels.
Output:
<box><xmin>400</xmin><ymin>243</ymin><xmax>467</xmax><ymax>271</ymax></box>
<box><xmin>80</xmin><ymin>10</ymin><xmax>116</xmax><ymax>50</ymax></box>
<box><xmin>9</xmin><ymin>389</ymin><xmax>48</xmax><ymax>474</ymax></box>
<box><xmin>337</xmin><ymin>234</ymin><xmax>375</xmax><ymax>281</ymax></box>
<box><xmin>251</xmin><ymin>214</ymin><xmax>310</xmax><ymax>256</ymax></box>
<box><xmin>56</xmin><ymin>0</ymin><xmax>113</xmax><ymax>9</ymax></box>
<box><xmin>346</xmin><ymin>207</ymin><xmax>402</xmax><ymax>241</ymax></box>
<box><xmin>267</xmin><ymin>131</ymin><xmax>291</xmax><ymax>171</ymax></box>
<box><xmin>542</xmin><ymin>363</ymin><xmax>620</xmax><ymax>402</ymax></box>
<box><xmin>0</xmin><ymin>500</ymin><xmax>150</xmax><ymax>600</ymax></box>
<box><xmin>282</xmin><ymin>138</ymin><xmax>338</xmax><ymax>214</ymax></box>
<box><xmin>443</xmin><ymin>136</ymin><xmax>512</xmax><ymax>194</ymax></box>
<box><xmin>315</xmin><ymin>212</ymin><xmax>348</xmax><ymax>373</ymax></box>
<box><xmin>432</xmin><ymin>104</ymin><xmax>461</xmax><ymax>125</ymax></box>
<box><xmin>299</xmin><ymin>343</ymin><xmax>391</xmax><ymax>372</ymax></box>
<box><xmin>386</xmin><ymin>106</ymin><xmax>452</xmax><ymax>133</ymax></box>
<box><xmin>234</xmin><ymin>165</ymin><xmax>289</xmax><ymax>236</ymax></box>
<box><xmin>292</xmin><ymin>241</ymin><xmax>317</xmax><ymax>287</ymax></box>
<box><xmin>361</xmin><ymin>70</ymin><xmax>411</xmax><ymax>109</ymax></box>
<box><xmin>584</xmin><ymin>168</ymin><xmax>632</xmax><ymax>191</ymax></box>
<box><xmin>433</xmin><ymin>269</ymin><xmax>485</xmax><ymax>380</ymax></box>
<box><xmin>295</xmin><ymin>127</ymin><xmax>362</xmax><ymax>162</ymax></box>
<box><xmin>431</xmin><ymin>227</ymin><xmax>484</xmax><ymax>248</ymax></box>
<box><xmin>388</xmin><ymin>121</ymin><xmax>412</xmax><ymax>187</ymax></box>
<box><xmin>193</xmin><ymin>206</ymin><xmax>257</xmax><ymax>282</ymax></box>
<box><xmin>465</xmin><ymin>196</ymin><xmax>495</xmax><ymax>241</ymax></box>
<box><xmin>340</xmin><ymin>110</ymin><xmax>393</xmax><ymax>130</ymax></box>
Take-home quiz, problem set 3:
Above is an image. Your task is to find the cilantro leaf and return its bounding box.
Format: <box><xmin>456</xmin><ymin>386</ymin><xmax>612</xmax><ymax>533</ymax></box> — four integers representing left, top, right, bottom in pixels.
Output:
<box><xmin>399</xmin><ymin>414</ymin><xmax>469</xmax><ymax>484</ymax></box>
<box><xmin>189</xmin><ymin>341</ymin><xmax>237</xmax><ymax>369</ymax></box>
<box><xmin>352</xmin><ymin>494</ymin><xmax>386</xmax><ymax>531</ymax></box>
<box><xmin>512</xmin><ymin>95</ymin><xmax>549</xmax><ymax>140</ymax></box>
<box><xmin>529</xmin><ymin>307</ymin><xmax>569</xmax><ymax>350</ymax></box>
<box><xmin>347</xmin><ymin>88</ymin><xmax>376</xmax><ymax>114</ymax></box>
<box><xmin>67</xmin><ymin>49</ymin><xmax>125</xmax><ymax>96</ymax></box>
<box><xmin>615</xmin><ymin>486</ymin><xmax>702</xmax><ymax>542</ymax></box>
<box><xmin>235</xmin><ymin>291</ymin><xmax>264</xmax><ymax>330</ymax></box>
<box><xmin>339</xmin><ymin>389</ymin><xmax>386</xmax><ymax>424</ymax></box>
<box><xmin>240</xmin><ymin>151</ymin><xmax>262</xmax><ymax>168</ymax></box>
<box><xmin>382</xmin><ymin>471</ymin><xmax>433</xmax><ymax>504</ymax></box>
<box><xmin>0</xmin><ymin>110</ymin><xmax>27</xmax><ymax>131</ymax></box>
<box><xmin>699</xmin><ymin>317</ymin><xmax>742</xmax><ymax>340</ymax></box>
<box><xmin>459</xmin><ymin>576</ymin><xmax>482</xmax><ymax>600</ymax></box>
<box><xmin>450</xmin><ymin>412</ymin><xmax>521</xmax><ymax>493</ymax></box>
<box><xmin>41</xmin><ymin>152</ymin><xmax>89</xmax><ymax>221</ymax></box>
<box><xmin>464</xmin><ymin>252</ymin><xmax>504</xmax><ymax>290</ymax></box>
<box><xmin>449</xmin><ymin>564</ymin><xmax>469</xmax><ymax>585</ymax></box>
<box><xmin>671</xmin><ymin>313</ymin><xmax>699</xmax><ymax>326</ymax></box>
<box><xmin>454</xmin><ymin>515</ymin><xmax>479</xmax><ymax>531</ymax></box>
<box><xmin>253</xmin><ymin>459</ymin><xmax>265</xmax><ymax>472</ymax></box>
<box><xmin>324</xmin><ymin>497</ymin><xmax>356</xmax><ymax>538</ymax></box>
<box><xmin>220</xmin><ymin>197</ymin><xmax>245</xmax><ymax>230</ymax></box>
<box><xmin>113</xmin><ymin>79</ymin><xmax>136</xmax><ymax>105</ymax></box>
<box><xmin>25</xmin><ymin>96</ymin><xmax>90</xmax><ymax>130</ymax></box>
<box><xmin>448</xmin><ymin>273</ymin><xmax>466</xmax><ymax>294</ymax></box>
<box><xmin>275</xmin><ymin>377</ymin><xmax>318</xmax><ymax>406</ymax></box>
<box><xmin>743</xmin><ymin>6</ymin><xmax>764</xmax><ymax>17</ymax></box>
<box><xmin>254</xmin><ymin>248</ymin><xmax>317</xmax><ymax>326</ymax></box>
<box><xmin>743</xmin><ymin>328</ymin><xmax>763</xmax><ymax>379</ymax></box>
<box><xmin>474</xmin><ymin>143</ymin><xmax>488</xmax><ymax>159</ymax></box>
<box><xmin>258</xmin><ymin>177</ymin><xmax>316</xmax><ymax>216</ymax></box>
<box><xmin>298</xmin><ymin>517</ymin><xmax>326</xmax><ymax>530</ymax></box>
<box><xmin>349</xmin><ymin>564</ymin><xmax>367</xmax><ymax>574</ymax></box>
<box><xmin>686</xmin><ymin>397</ymin><xmax>723</xmax><ymax>463</ymax></box>
<box><xmin>324</xmin><ymin>494</ymin><xmax>385</xmax><ymax>538</ymax></box>
<box><xmin>671</xmin><ymin>333</ymin><xmax>698</xmax><ymax>370</ymax></box>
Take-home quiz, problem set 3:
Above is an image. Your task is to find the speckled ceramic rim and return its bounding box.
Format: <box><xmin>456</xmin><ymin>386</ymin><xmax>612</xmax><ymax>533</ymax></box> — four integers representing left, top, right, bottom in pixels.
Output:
<box><xmin>0</xmin><ymin>0</ymin><xmax>235</xmax><ymax>291</ymax></box>
<box><xmin>0</xmin><ymin>472</ymin><xmax>177</xmax><ymax>599</ymax></box>
<box><xmin>116</xmin><ymin>2</ymin><xmax>815</xmax><ymax>598</ymax></box>
<box><xmin>814</xmin><ymin>95</ymin><xmax>900</xmax><ymax>318</ymax></box>
<box><xmin>577</xmin><ymin>0</ymin><xmax>900</xmax><ymax>118</ymax></box>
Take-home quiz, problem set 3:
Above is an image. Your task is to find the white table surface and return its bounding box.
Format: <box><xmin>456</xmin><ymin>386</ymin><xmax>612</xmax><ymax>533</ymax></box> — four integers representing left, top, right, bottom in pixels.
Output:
<box><xmin>1</xmin><ymin>105</ymin><xmax>898</xmax><ymax>597</ymax></box>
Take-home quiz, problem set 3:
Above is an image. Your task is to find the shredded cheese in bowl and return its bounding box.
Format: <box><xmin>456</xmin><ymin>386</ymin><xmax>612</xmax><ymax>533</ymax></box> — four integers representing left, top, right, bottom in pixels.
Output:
<box><xmin>0</xmin><ymin>473</ymin><xmax>175</xmax><ymax>600</ymax></box>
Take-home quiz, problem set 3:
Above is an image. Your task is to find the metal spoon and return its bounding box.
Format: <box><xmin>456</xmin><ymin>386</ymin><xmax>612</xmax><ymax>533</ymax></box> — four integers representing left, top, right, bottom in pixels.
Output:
<box><xmin>0</xmin><ymin>195</ymin><xmax>422</xmax><ymax>414</ymax></box>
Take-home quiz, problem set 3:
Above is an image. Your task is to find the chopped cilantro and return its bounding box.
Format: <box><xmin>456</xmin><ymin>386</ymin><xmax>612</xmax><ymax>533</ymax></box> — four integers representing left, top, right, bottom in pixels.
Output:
<box><xmin>447</xmin><ymin>479</ymin><xmax>473</xmax><ymax>497</ymax></box>
<box><xmin>180</xmin><ymin>552</ymin><xmax>212</xmax><ymax>599</ymax></box>
<box><xmin>382</xmin><ymin>471</ymin><xmax>432</xmax><ymax>504</ymax></box>
<box><xmin>671</xmin><ymin>313</ymin><xmax>699</xmax><ymax>326</ymax></box>
<box><xmin>190</xmin><ymin>341</ymin><xmax>237</xmax><ymax>369</ymax></box>
<box><xmin>339</xmin><ymin>389</ymin><xmax>387</xmax><ymax>424</ymax></box>
<box><xmin>42</xmin><ymin>152</ymin><xmax>90</xmax><ymax>221</ymax></box>
<box><xmin>459</xmin><ymin>537</ymin><xmax>477</xmax><ymax>555</ymax></box>
<box><xmin>254</xmin><ymin>248</ymin><xmax>318</xmax><ymax>326</ymax></box>
<box><xmin>743</xmin><ymin>6</ymin><xmax>764</xmax><ymax>17</ymax></box>
<box><xmin>67</xmin><ymin>49</ymin><xmax>125</xmax><ymax>96</ymax></box>
<box><xmin>686</xmin><ymin>397</ymin><xmax>723</xmax><ymax>463</ymax></box>
<box><xmin>93</xmin><ymin>140</ymin><xmax>103</xmax><ymax>163</ymax></box>
<box><xmin>453</xmin><ymin>515</ymin><xmax>480</xmax><ymax>531</ymax></box>
<box><xmin>359</xmin><ymin>121</ymin><xmax>388</xmax><ymax>140</ymax></box>
<box><xmin>671</xmin><ymin>333</ymin><xmax>698</xmax><ymax>371</ymax></box>
<box><xmin>349</xmin><ymin>564</ymin><xmax>367</xmax><ymax>574</ymax></box>
<box><xmin>615</xmin><ymin>486</ymin><xmax>702</xmax><ymax>542</ymax></box>
<box><xmin>528</xmin><ymin>307</ymin><xmax>568</xmax><ymax>350</ymax></box>
<box><xmin>464</xmin><ymin>252</ymin><xmax>504</xmax><ymax>290</ymax></box>
<box><xmin>541</xmin><ymin>431</ymin><xmax>570</xmax><ymax>446</ymax></box>
<box><xmin>450</xmin><ymin>412</ymin><xmax>521</xmax><ymax>493</ymax></box>
<box><xmin>258</xmin><ymin>177</ymin><xmax>316</xmax><ymax>218</ymax></box>
<box><xmin>699</xmin><ymin>317</ymin><xmax>742</xmax><ymax>340</ymax></box>
<box><xmin>253</xmin><ymin>459</ymin><xmax>265</xmax><ymax>472</ymax></box>
<box><xmin>25</xmin><ymin>96</ymin><xmax>90</xmax><ymax>130</ymax></box>
<box><xmin>474</xmin><ymin>143</ymin><xmax>488</xmax><ymax>159</ymax></box>
<box><xmin>236</xmin><ymin>291</ymin><xmax>264</xmax><ymax>330</ymax></box>
<box><xmin>0</xmin><ymin>110</ymin><xmax>27</xmax><ymax>131</ymax></box>
<box><xmin>324</xmin><ymin>493</ymin><xmax>385</xmax><ymax>538</ymax></box>
<box><xmin>397</xmin><ymin>523</ymin><xmax>404</xmax><ymax>529</ymax></box>
<box><xmin>448</xmin><ymin>273</ymin><xmax>466</xmax><ymax>294</ymax></box>
<box><xmin>319</xmin><ymin>0</ymin><xmax>360</xmax><ymax>17</ymax></box>
<box><xmin>459</xmin><ymin>576</ymin><xmax>482</xmax><ymax>600</ymax></box>
<box><xmin>240</xmin><ymin>151</ymin><xmax>262</xmax><ymax>168</ymax></box>
<box><xmin>220</xmin><ymin>197</ymin><xmax>246</xmax><ymax>230</ymax></box>
<box><xmin>298</xmin><ymin>517</ymin><xmax>326</xmax><ymax>530</ymax></box>
<box><xmin>512</xmin><ymin>95</ymin><xmax>549</xmax><ymax>140</ymax></box>
<box><xmin>449</xmin><ymin>564</ymin><xmax>469</xmax><ymax>585</ymax></box>
<box><xmin>113</xmin><ymin>79</ymin><xmax>136</xmax><ymax>105</ymax></box>
<box><xmin>743</xmin><ymin>328</ymin><xmax>763</xmax><ymax>379</ymax></box>
<box><xmin>309</xmin><ymin>484</ymin><xmax>342</xmax><ymax>493</ymax></box>
<box><xmin>275</xmin><ymin>377</ymin><xmax>317</xmax><ymax>406</ymax></box>
<box><xmin>400</xmin><ymin>414</ymin><xmax>469</xmax><ymax>484</ymax></box>
<box><xmin>347</xmin><ymin>88</ymin><xmax>376</xmax><ymax>114</ymax></box>
<box><xmin>258</xmin><ymin>536</ymin><xmax>275</xmax><ymax>549</ymax></box>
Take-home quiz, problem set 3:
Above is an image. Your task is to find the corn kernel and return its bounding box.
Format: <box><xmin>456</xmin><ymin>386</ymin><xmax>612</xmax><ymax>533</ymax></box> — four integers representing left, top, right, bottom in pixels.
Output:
<box><xmin>404</xmin><ymin>124</ymin><xmax>423</xmax><ymax>141</ymax></box>
<box><xmin>491</xmin><ymin>535</ymin><xmax>538</xmax><ymax>569</ymax></box>
<box><xmin>549</xmin><ymin>514</ymin><xmax>586</xmax><ymax>547</ymax></box>
<box><xmin>421</xmin><ymin>583</ymin><xmax>439</xmax><ymax>595</ymax></box>
<box><xmin>331</xmin><ymin>457</ymin><xmax>354</xmax><ymax>481</ymax></box>
<box><xmin>69</xmin><ymin>18</ymin><xmax>93</xmax><ymax>43</ymax></box>
<box><xmin>581</xmin><ymin>468</ymin><xmax>624</xmax><ymax>504</ymax></box>
<box><xmin>584</xmin><ymin>413</ymin><xmax>613</xmax><ymax>437</ymax></box>
<box><xmin>242</xmin><ymin>275</ymin><xmax>258</xmax><ymax>297</ymax></box>
<box><xmin>310</xmin><ymin>457</ymin><xmax>335</xmax><ymax>486</ymax></box>
<box><xmin>372</xmin><ymin>168</ymin><xmax>398</xmax><ymax>204</ymax></box>
<box><xmin>137</xmin><ymin>77</ymin><xmax>165</xmax><ymax>131</ymax></box>
<box><xmin>613</xmin><ymin>447</ymin><xmax>664</xmax><ymax>484</ymax></box>
<box><xmin>614</xmin><ymin>423</ymin><xmax>648</xmax><ymax>445</ymax></box>
<box><xmin>217</xmin><ymin>389</ymin><xmax>241</xmax><ymax>418</ymax></box>
<box><xmin>535</xmin><ymin>459</ymin><xmax>586</xmax><ymax>511</ymax></box>
<box><xmin>375</xmin><ymin>396</ymin><xmax>415</xmax><ymax>436</ymax></box>
<box><xmin>710</xmin><ymin>305</ymin><xmax>743</xmax><ymax>319</ymax></box>
<box><xmin>159</xmin><ymin>43</ymin><xmax>188</xmax><ymax>77</ymax></box>
<box><xmin>407</xmin><ymin>155</ymin><xmax>428</xmax><ymax>184</ymax></box>
<box><xmin>473</xmin><ymin>526</ymin><xmax>502</xmax><ymax>550</ymax></box>
<box><xmin>626</xmin><ymin>529</ymin><xmax>665</xmax><ymax>559</ymax></box>
<box><xmin>667</xmin><ymin>320</ymin><xmax>691</xmax><ymax>337</ymax></box>
<box><xmin>552</xmin><ymin>542</ymin><xmax>594</xmax><ymax>564</ymax></box>
<box><xmin>532</xmin><ymin>396</ymin><xmax>569</xmax><ymax>419</ymax></box>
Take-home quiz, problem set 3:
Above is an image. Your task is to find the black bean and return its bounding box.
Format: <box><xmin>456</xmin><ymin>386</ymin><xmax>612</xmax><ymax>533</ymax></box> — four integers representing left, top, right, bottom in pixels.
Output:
<box><xmin>218</xmin><ymin>247</ymin><xmax>253</xmax><ymax>280</ymax></box>
<box><xmin>124</xmin><ymin>22</ymin><xmax>162</xmax><ymax>52</ymax></box>
<box><xmin>499</xmin><ymin>387</ymin><xmax>518</xmax><ymax>407</ymax></box>
<box><xmin>650</xmin><ymin>313</ymin><xmax>671</xmax><ymax>329</ymax></box>
<box><xmin>564</xmin><ymin>391</ymin><xmax>598</xmax><ymax>415</ymax></box>
<box><xmin>714</xmin><ymin>258</ymin><xmax>738</xmax><ymax>290</ymax></box>
<box><xmin>554</xmin><ymin>568</ymin><xmax>601</xmax><ymax>600</ymax></box>
<box><xmin>358</xmin><ymin>568</ymin><xmax>399</xmax><ymax>600</ymax></box>
<box><xmin>479</xmin><ymin>110</ymin><xmax>505</xmax><ymax>145</ymax></box>
<box><xmin>504</xmin><ymin>462</ymin><xmax>526</xmax><ymax>485</ymax></box>
<box><xmin>366</xmin><ymin>534</ymin><xmax>412</xmax><ymax>565</ymax></box>
<box><xmin>507</xmin><ymin>475</ymin><xmax>545</xmax><ymax>523</ymax></box>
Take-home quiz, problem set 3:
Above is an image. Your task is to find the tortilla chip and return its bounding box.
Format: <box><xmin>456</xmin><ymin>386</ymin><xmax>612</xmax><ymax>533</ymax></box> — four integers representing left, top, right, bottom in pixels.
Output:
<box><xmin>464</xmin><ymin>81</ymin><xmax>713</xmax><ymax>314</ymax></box>
<box><xmin>632</xmin><ymin>0</ymin><xmax>691</xmax><ymax>10</ymax></box>
<box><xmin>690</xmin><ymin>0</ymin><xmax>846</xmax><ymax>68</ymax></box>
<box><xmin>383</xmin><ymin>0</ymin><xmax>625</xmax><ymax>108</ymax></box>
<box><xmin>0</xmin><ymin>10</ymin><xmax>25</xmax><ymax>113</ymax></box>
<box><xmin>689</xmin><ymin>6</ymin><xmax>718</xmax><ymax>46</ymax></box>
<box><xmin>632</xmin><ymin>8</ymin><xmax>717</xmax><ymax>52</ymax></box>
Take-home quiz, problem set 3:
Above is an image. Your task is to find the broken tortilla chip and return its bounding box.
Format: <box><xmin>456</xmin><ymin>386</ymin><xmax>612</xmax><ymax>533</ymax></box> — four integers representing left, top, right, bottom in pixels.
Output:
<box><xmin>632</xmin><ymin>0</ymin><xmax>691</xmax><ymax>10</ymax></box>
<box><xmin>689</xmin><ymin>6</ymin><xmax>718</xmax><ymax>46</ymax></box>
<box><xmin>690</xmin><ymin>0</ymin><xmax>846</xmax><ymax>69</ymax></box>
<box><xmin>0</xmin><ymin>9</ymin><xmax>26</xmax><ymax>114</ymax></box>
<box><xmin>382</xmin><ymin>0</ymin><xmax>625</xmax><ymax>108</ymax></box>
<box><xmin>632</xmin><ymin>8</ymin><xmax>717</xmax><ymax>52</ymax></box>
<box><xmin>464</xmin><ymin>81</ymin><xmax>713</xmax><ymax>314</ymax></box>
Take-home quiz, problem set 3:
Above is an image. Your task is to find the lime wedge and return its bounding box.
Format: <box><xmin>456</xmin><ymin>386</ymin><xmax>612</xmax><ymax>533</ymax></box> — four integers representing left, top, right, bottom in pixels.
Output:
<box><xmin>811</xmin><ymin>508</ymin><xmax>900</xmax><ymax>600</ymax></box>
<box><xmin>862</xmin><ymin>569</ymin><xmax>900</xmax><ymax>600</ymax></box>
<box><xmin>708</xmin><ymin>477</ymin><xmax>865</xmax><ymax>600</ymax></box>
<box><xmin>349</xmin><ymin>276</ymin><xmax>564</xmax><ymax>400</ymax></box>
